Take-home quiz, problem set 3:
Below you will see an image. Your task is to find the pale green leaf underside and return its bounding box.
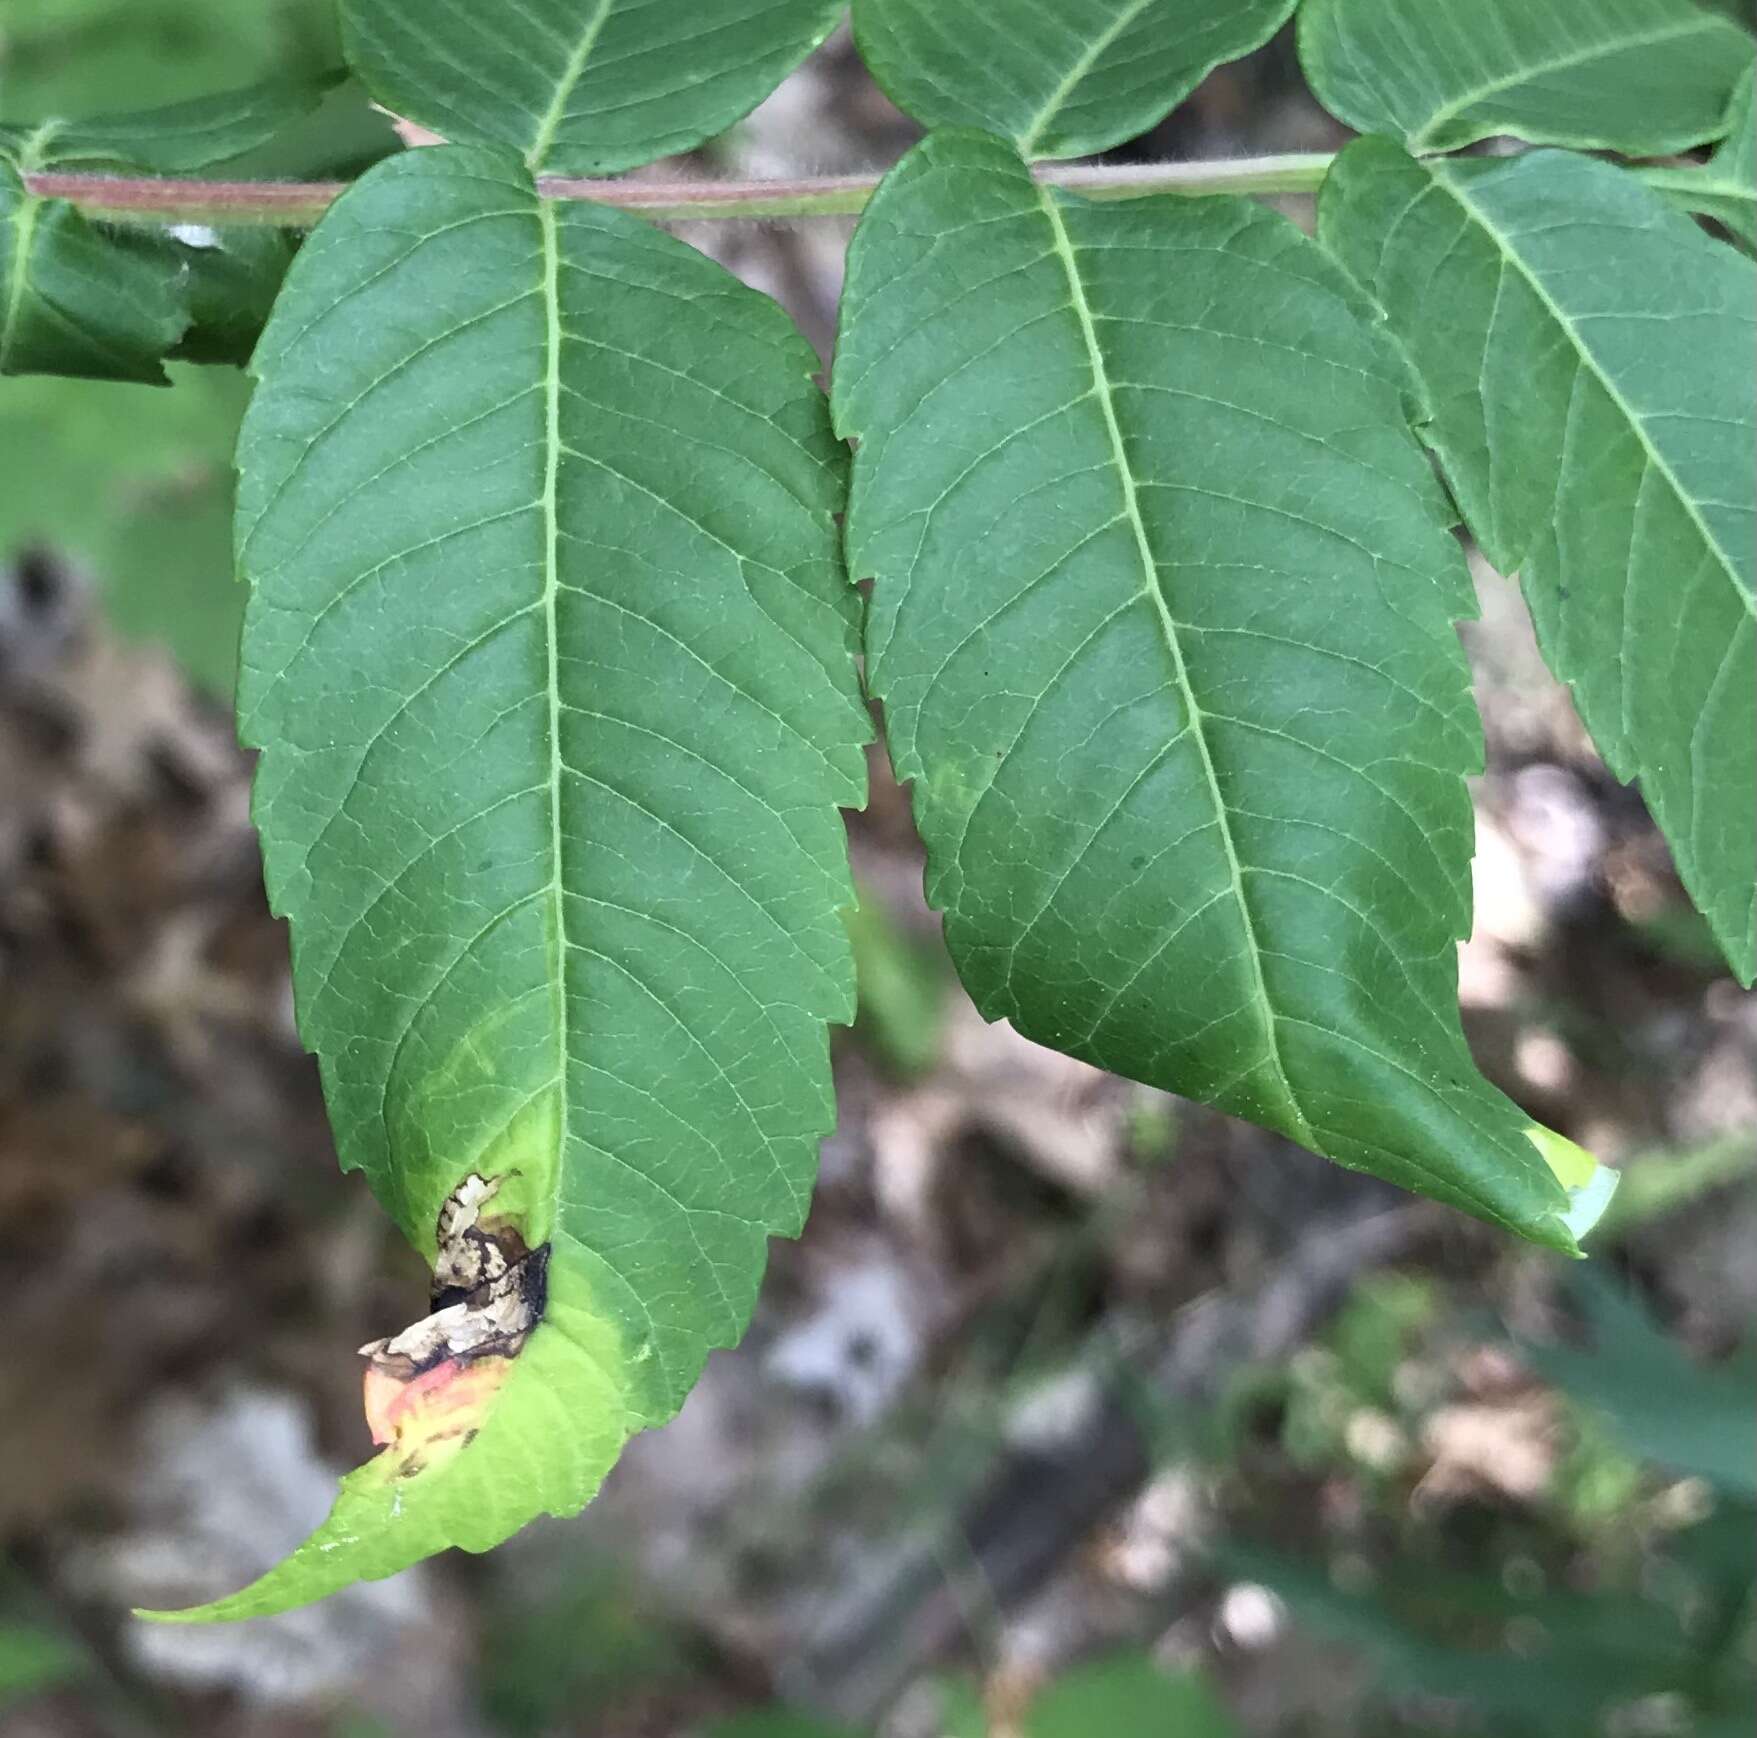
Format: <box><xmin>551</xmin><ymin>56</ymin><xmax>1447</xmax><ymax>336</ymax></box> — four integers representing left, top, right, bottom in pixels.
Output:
<box><xmin>851</xmin><ymin>0</ymin><xmax>1294</xmax><ymax>161</ymax></box>
<box><xmin>341</xmin><ymin>0</ymin><xmax>843</xmax><ymax>175</ymax></box>
<box><xmin>162</xmin><ymin>144</ymin><xmax>867</xmax><ymax>1618</ymax></box>
<box><xmin>1298</xmin><ymin>0</ymin><xmax>1755</xmax><ymax>154</ymax></box>
<box><xmin>1647</xmin><ymin>63</ymin><xmax>1756</xmax><ymax>249</ymax></box>
<box><xmin>1320</xmin><ymin>141</ymin><xmax>1756</xmax><ymax>981</ymax></box>
<box><xmin>834</xmin><ymin>129</ymin><xmax>1605</xmax><ymax>1252</ymax></box>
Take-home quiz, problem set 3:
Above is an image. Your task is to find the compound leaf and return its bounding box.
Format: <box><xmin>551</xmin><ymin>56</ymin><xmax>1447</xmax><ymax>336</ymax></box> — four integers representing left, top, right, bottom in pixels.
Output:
<box><xmin>149</xmin><ymin>143</ymin><xmax>868</xmax><ymax>1619</ymax></box>
<box><xmin>1298</xmin><ymin>0</ymin><xmax>1755</xmax><ymax>154</ymax></box>
<box><xmin>341</xmin><ymin>0</ymin><xmax>843</xmax><ymax>175</ymax></box>
<box><xmin>1321</xmin><ymin>140</ymin><xmax>1756</xmax><ymax>981</ymax></box>
<box><xmin>851</xmin><ymin>0</ymin><xmax>1295</xmax><ymax>161</ymax></box>
<box><xmin>834</xmin><ymin>130</ymin><xmax>1613</xmax><ymax>1253</ymax></box>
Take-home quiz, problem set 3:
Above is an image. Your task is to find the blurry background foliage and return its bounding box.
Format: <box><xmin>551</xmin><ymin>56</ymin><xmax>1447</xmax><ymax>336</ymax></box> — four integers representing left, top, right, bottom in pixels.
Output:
<box><xmin>0</xmin><ymin>0</ymin><xmax>394</xmax><ymax>695</ymax></box>
<box><xmin>1211</xmin><ymin>1261</ymin><xmax>1756</xmax><ymax>1737</ymax></box>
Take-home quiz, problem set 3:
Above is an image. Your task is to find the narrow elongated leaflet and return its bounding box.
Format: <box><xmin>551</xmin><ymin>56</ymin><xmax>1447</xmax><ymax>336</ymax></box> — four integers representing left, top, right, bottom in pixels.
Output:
<box><xmin>835</xmin><ymin>130</ymin><xmax>1612</xmax><ymax>1251</ymax></box>
<box><xmin>1321</xmin><ymin>140</ymin><xmax>1757</xmax><ymax>981</ymax></box>
<box><xmin>1299</xmin><ymin>0</ymin><xmax>1754</xmax><ymax>155</ymax></box>
<box><xmin>851</xmin><ymin>0</ymin><xmax>1295</xmax><ymax>161</ymax></box>
<box><xmin>1522</xmin><ymin>1274</ymin><xmax>1757</xmax><ymax>1497</ymax></box>
<box><xmin>342</xmin><ymin>0</ymin><xmax>843</xmax><ymax>175</ymax></box>
<box><xmin>148</xmin><ymin>144</ymin><xmax>868</xmax><ymax>1619</ymax></box>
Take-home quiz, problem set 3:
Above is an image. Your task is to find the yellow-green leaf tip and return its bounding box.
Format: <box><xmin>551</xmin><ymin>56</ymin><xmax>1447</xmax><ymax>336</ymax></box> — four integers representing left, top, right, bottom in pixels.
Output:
<box><xmin>1527</xmin><ymin>1125</ymin><xmax>1618</xmax><ymax>1251</ymax></box>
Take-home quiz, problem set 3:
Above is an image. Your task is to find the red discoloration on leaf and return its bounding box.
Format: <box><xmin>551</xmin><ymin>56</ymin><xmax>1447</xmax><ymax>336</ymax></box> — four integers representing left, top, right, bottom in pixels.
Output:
<box><xmin>363</xmin><ymin>1352</ymin><xmax>516</xmax><ymax>1472</ymax></box>
<box><xmin>356</xmin><ymin>1173</ymin><xmax>546</xmax><ymax>1476</ymax></box>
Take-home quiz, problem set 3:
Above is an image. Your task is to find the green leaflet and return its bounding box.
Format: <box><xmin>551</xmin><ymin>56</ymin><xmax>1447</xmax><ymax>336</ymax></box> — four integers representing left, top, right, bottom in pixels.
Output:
<box><xmin>1320</xmin><ymin>140</ymin><xmax>1756</xmax><ymax>981</ymax></box>
<box><xmin>834</xmin><ymin>131</ymin><xmax>1611</xmax><ymax>1253</ymax></box>
<box><xmin>150</xmin><ymin>144</ymin><xmax>868</xmax><ymax>1619</ymax></box>
<box><xmin>171</xmin><ymin>227</ymin><xmax>298</xmax><ymax>368</ymax></box>
<box><xmin>0</xmin><ymin>84</ymin><xmax>308</xmax><ymax>385</ymax></box>
<box><xmin>0</xmin><ymin>158</ymin><xmax>291</xmax><ymax>383</ymax></box>
<box><xmin>1523</xmin><ymin>1273</ymin><xmax>1757</xmax><ymax>1497</ymax></box>
<box><xmin>341</xmin><ymin>0</ymin><xmax>843</xmax><ymax>175</ymax></box>
<box><xmin>1647</xmin><ymin>64</ymin><xmax>1756</xmax><ymax>250</ymax></box>
<box><xmin>0</xmin><ymin>151</ymin><xmax>184</xmax><ymax>383</ymax></box>
<box><xmin>1298</xmin><ymin>0</ymin><xmax>1755</xmax><ymax>154</ymax></box>
<box><xmin>850</xmin><ymin>0</ymin><xmax>1295</xmax><ymax>161</ymax></box>
<box><xmin>0</xmin><ymin>76</ymin><xmax>335</xmax><ymax>173</ymax></box>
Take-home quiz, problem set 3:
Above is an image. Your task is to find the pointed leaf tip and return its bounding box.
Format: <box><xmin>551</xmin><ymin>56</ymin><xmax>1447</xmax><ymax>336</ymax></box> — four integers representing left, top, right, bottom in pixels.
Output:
<box><xmin>1526</xmin><ymin>1126</ymin><xmax>1619</xmax><ymax>1250</ymax></box>
<box><xmin>834</xmin><ymin>133</ymin><xmax>1590</xmax><ymax>1249</ymax></box>
<box><xmin>176</xmin><ymin>140</ymin><xmax>868</xmax><ymax>1616</ymax></box>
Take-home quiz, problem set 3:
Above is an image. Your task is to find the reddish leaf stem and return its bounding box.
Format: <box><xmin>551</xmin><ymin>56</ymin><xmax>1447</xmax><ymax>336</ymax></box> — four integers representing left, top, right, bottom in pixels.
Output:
<box><xmin>24</xmin><ymin>151</ymin><xmax>1336</xmax><ymax>228</ymax></box>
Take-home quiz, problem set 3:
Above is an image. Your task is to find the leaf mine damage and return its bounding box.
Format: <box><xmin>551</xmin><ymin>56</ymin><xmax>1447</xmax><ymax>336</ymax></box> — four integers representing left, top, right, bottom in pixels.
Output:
<box><xmin>359</xmin><ymin>1173</ymin><xmax>548</xmax><ymax>1477</ymax></box>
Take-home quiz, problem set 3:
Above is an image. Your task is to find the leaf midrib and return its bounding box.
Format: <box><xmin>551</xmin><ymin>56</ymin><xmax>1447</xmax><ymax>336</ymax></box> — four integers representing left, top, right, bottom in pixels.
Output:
<box><xmin>1433</xmin><ymin>159</ymin><xmax>1755</xmax><ymax>625</ymax></box>
<box><xmin>537</xmin><ymin>193</ymin><xmax>571</xmax><ymax>1239</ymax></box>
<box><xmin>527</xmin><ymin>0</ymin><xmax>616</xmax><ymax>171</ymax></box>
<box><xmin>1409</xmin><ymin>16</ymin><xmax>1729</xmax><ymax>148</ymax></box>
<box><xmin>1032</xmin><ymin>183</ymin><xmax>1318</xmax><ymax>1148</ymax></box>
<box><xmin>1015</xmin><ymin>0</ymin><xmax>1157</xmax><ymax>157</ymax></box>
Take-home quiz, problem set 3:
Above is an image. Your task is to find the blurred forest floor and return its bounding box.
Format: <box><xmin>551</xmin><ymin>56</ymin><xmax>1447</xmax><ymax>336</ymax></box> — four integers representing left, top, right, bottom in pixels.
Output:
<box><xmin>0</xmin><ymin>14</ymin><xmax>1752</xmax><ymax>1738</ymax></box>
